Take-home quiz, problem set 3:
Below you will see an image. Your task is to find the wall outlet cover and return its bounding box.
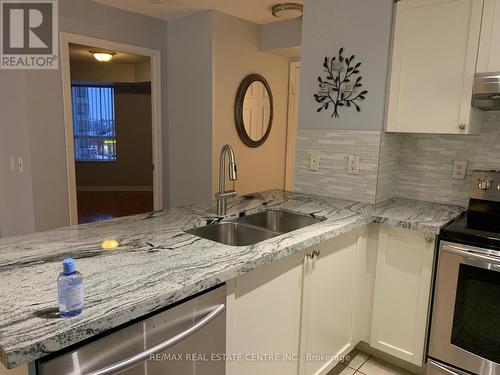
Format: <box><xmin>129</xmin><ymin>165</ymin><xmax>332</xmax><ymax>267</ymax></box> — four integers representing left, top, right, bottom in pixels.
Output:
<box><xmin>309</xmin><ymin>152</ymin><xmax>320</xmax><ymax>171</ymax></box>
<box><xmin>452</xmin><ymin>160</ymin><xmax>467</xmax><ymax>179</ymax></box>
<box><xmin>347</xmin><ymin>155</ymin><xmax>360</xmax><ymax>175</ymax></box>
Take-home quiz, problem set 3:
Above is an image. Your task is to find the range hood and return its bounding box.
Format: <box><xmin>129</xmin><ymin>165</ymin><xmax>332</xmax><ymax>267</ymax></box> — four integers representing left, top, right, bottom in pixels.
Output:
<box><xmin>473</xmin><ymin>72</ymin><xmax>500</xmax><ymax>111</ymax></box>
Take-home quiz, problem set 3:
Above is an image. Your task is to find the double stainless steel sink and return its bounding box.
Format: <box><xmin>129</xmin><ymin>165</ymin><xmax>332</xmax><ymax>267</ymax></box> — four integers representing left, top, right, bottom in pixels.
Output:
<box><xmin>186</xmin><ymin>210</ymin><xmax>324</xmax><ymax>246</ymax></box>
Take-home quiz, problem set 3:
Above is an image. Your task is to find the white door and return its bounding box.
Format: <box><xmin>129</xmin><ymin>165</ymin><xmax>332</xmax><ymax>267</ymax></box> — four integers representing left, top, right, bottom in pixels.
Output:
<box><xmin>243</xmin><ymin>81</ymin><xmax>271</xmax><ymax>141</ymax></box>
<box><xmin>477</xmin><ymin>0</ymin><xmax>500</xmax><ymax>72</ymax></box>
<box><xmin>301</xmin><ymin>231</ymin><xmax>358</xmax><ymax>375</ymax></box>
<box><xmin>226</xmin><ymin>251</ymin><xmax>304</xmax><ymax>375</ymax></box>
<box><xmin>370</xmin><ymin>225</ymin><xmax>435</xmax><ymax>366</ymax></box>
<box><xmin>285</xmin><ymin>61</ymin><xmax>301</xmax><ymax>191</ymax></box>
<box><xmin>385</xmin><ymin>0</ymin><xmax>483</xmax><ymax>134</ymax></box>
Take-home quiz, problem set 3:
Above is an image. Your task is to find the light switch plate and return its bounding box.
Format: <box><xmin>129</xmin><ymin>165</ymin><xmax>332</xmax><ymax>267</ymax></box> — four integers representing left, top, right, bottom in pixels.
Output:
<box><xmin>347</xmin><ymin>156</ymin><xmax>360</xmax><ymax>175</ymax></box>
<box><xmin>10</xmin><ymin>156</ymin><xmax>15</xmax><ymax>171</ymax></box>
<box><xmin>309</xmin><ymin>152</ymin><xmax>320</xmax><ymax>171</ymax></box>
<box><xmin>452</xmin><ymin>160</ymin><xmax>467</xmax><ymax>179</ymax></box>
<box><xmin>17</xmin><ymin>157</ymin><xmax>23</xmax><ymax>173</ymax></box>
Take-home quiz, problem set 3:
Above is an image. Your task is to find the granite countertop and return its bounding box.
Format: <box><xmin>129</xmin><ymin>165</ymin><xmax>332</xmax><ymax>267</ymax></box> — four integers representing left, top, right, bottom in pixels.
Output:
<box><xmin>0</xmin><ymin>190</ymin><xmax>464</xmax><ymax>368</ymax></box>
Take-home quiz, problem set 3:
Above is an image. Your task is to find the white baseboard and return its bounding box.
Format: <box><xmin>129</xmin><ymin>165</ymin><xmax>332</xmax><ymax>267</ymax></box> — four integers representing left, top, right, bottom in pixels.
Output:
<box><xmin>77</xmin><ymin>186</ymin><xmax>153</xmax><ymax>192</ymax></box>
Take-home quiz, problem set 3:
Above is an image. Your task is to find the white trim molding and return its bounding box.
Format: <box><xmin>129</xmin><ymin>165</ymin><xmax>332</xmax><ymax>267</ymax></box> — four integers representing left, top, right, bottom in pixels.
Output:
<box><xmin>59</xmin><ymin>32</ymin><xmax>163</xmax><ymax>225</ymax></box>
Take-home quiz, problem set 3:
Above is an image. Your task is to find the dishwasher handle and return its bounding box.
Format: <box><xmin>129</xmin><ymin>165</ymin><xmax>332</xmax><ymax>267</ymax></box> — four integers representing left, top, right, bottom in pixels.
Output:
<box><xmin>84</xmin><ymin>303</ymin><xmax>225</xmax><ymax>375</ymax></box>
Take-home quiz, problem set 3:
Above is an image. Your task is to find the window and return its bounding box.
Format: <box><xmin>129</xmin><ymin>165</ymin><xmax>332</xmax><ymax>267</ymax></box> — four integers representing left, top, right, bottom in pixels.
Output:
<box><xmin>71</xmin><ymin>85</ymin><xmax>116</xmax><ymax>161</ymax></box>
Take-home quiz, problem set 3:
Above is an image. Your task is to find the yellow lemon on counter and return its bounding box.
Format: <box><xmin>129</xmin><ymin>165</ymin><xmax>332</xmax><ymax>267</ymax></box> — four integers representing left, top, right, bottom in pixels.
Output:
<box><xmin>101</xmin><ymin>240</ymin><xmax>120</xmax><ymax>250</ymax></box>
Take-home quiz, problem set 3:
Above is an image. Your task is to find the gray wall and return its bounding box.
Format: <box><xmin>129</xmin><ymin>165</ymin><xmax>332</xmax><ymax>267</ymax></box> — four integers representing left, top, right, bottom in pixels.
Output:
<box><xmin>259</xmin><ymin>18</ymin><xmax>302</xmax><ymax>51</ymax></box>
<box><xmin>166</xmin><ymin>11</ymin><xmax>214</xmax><ymax>207</ymax></box>
<box><xmin>0</xmin><ymin>73</ymin><xmax>36</xmax><ymax>237</ymax></box>
<box><xmin>298</xmin><ymin>0</ymin><xmax>393</xmax><ymax>130</ymax></box>
<box><xmin>75</xmin><ymin>86</ymin><xmax>153</xmax><ymax>188</ymax></box>
<box><xmin>0</xmin><ymin>0</ymin><xmax>168</xmax><ymax>236</ymax></box>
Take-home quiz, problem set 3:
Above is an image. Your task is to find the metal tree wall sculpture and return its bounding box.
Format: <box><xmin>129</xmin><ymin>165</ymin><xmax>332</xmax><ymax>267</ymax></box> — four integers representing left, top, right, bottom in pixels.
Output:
<box><xmin>314</xmin><ymin>48</ymin><xmax>368</xmax><ymax>118</ymax></box>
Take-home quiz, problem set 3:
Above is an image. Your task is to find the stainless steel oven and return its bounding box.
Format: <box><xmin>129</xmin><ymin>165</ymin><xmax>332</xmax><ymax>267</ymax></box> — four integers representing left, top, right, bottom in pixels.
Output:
<box><xmin>429</xmin><ymin>241</ymin><xmax>500</xmax><ymax>375</ymax></box>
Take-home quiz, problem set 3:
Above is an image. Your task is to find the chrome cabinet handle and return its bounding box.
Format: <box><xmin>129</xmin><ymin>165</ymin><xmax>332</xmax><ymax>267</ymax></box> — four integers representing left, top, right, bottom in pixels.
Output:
<box><xmin>83</xmin><ymin>304</ymin><xmax>225</xmax><ymax>375</ymax></box>
<box><xmin>306</xmin><ymin>250</ymin><xmax>321</xmax><ymax>259</ymax></box>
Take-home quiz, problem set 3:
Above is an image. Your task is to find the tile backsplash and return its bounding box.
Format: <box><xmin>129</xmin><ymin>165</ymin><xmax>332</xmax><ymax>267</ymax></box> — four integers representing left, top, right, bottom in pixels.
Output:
<box><xmin>294</xmin><ymin>129</ymin><xmax>381</xmax><ymax>204</ymax></box>
<box><xmin>376</xmin><ymin>132</ymin><xmax>400</xmax><ymax>203</ymax></box>
<box><xmin>396</xmin><ymin>114</ymin><xmax>500</xmax><ymax>206</ymax></box>
<box><xmin>294</xmin><ymin>114</ymin><xmax>500</xmax><ymax>207</ymax></box>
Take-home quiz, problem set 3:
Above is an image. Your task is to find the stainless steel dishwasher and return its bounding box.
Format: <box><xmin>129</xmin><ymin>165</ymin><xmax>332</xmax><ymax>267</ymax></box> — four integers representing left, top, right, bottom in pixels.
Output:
<box><xmin>36</xmin><ymin>285</ymin><xmax>226</xmax><ymax>375</ymax></box>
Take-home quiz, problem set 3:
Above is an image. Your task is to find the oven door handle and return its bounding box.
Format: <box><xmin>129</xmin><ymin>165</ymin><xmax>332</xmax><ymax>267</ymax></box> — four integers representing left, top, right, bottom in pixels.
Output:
<box><xmin>83</xmin><ymin>303</ymin><xmax>225</xmax><ymax>375</ymax></box>
<box><xmin>443</xmin><ymin>243</ymin><xmax>500</xmax><ymax>270</ymax></box>
<box><xmin>428</xmin><ymin>360</ymin><xmax>470</xmax><ymax>375</ymax></box>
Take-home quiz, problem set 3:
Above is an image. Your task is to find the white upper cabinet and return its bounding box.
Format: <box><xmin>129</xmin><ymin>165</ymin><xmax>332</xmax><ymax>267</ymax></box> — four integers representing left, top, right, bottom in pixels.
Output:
<box><xmin>385</xmin><ymin>0</ymin><xmax>483</xmax><ymax>134</ymax></box>
<box><xmin>477</xmin><ymin>0</ymin><xmax>500</xmax><ymax>72</ymax></box>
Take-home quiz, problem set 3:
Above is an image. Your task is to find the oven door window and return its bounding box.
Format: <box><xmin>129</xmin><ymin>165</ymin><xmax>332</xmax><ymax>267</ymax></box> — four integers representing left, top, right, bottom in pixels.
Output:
<box><xmin>451</xmin><ymin>264</ymin><xmax>500</xmax><ymax>363</ymax></box>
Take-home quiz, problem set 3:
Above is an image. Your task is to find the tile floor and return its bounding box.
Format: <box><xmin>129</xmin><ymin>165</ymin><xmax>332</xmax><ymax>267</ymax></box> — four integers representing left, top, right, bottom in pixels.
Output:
<box><xmin>328</xmin><ymin>350</ymin><xmax>413</xmax><ymax>375</ymax></box>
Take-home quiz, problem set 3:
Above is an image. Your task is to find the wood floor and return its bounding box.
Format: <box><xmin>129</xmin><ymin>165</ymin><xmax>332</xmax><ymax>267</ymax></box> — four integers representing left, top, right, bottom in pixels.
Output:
<box><xmin>77</xmin><ymin>191</ymin><xmax>154</xmax><ymax>224</ymax></box>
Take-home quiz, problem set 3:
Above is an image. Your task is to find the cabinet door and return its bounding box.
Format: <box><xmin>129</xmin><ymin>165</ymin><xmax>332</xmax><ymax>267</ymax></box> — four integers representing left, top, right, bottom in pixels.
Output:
<box><xmin>477</xmin><ymin>0</ymin><xmax>500</xmax><ymax>72</ymax></box>
<box><xmin>226</xmin><ymin>251</ymin><xmax>304</xmax><ymax>375</ymax></box>
<box><xmin>301</xmin><ymin>231</ymin><xmax>358</xmax><ymax>375</ymax></box>
<box><xmin>370</xmin><ymin>225</ymin><xmax>435</xmax><ymax>366</ymax></box>
<box><xmin>386</xmin><ymin>0</ymin><xmax>483</xmax><ymax>134</ymax></box>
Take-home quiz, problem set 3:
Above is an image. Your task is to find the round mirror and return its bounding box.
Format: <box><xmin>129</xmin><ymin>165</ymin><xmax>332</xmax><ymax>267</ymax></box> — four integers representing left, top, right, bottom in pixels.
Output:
<box><xmin>234</xmin><ymin>74</ymin><xmax>273</xmax><ymax>147</ymax></box>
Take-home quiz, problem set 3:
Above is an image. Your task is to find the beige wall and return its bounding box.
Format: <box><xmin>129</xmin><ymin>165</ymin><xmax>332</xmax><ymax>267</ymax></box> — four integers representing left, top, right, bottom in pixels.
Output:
<box><xmin>75</xmin><ymin>85</ymin><xmax>153</xmax><ymax>188</ymax></box>
<box><xmin>212</xmin><ymin>12</ymin><xmax>289</xmax><ymax>196</ymax></box>
<box><xmin>135</xmin><ymin>62</ymin><xmax>151</xmax><ymax>82</ymax></box>
<box><xmin>70</xmin><ymin>61</ymin><xmax>151</xmax><ymax>83</ymax></box>
<box><xmin>0</xmin><ymin>363</ymin><xmax>27</xmax><ymax>375</ymax></box>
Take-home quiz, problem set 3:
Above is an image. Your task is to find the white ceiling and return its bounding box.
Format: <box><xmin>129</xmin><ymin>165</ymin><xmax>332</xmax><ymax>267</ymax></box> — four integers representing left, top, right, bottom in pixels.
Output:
<box><xmin>69</xmin><ymin>43</ymin><xmax>150</xmax><ymax>64</ymax></box>
<box><xmin>91</xmin><ymin>0</ymin><xmax>303</xmax><ymax>24</ymax></box>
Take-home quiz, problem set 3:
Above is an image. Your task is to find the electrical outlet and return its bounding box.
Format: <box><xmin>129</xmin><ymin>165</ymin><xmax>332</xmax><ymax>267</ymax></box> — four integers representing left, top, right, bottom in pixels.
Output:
<box><xmin>309</xmin><ymin>153</ymin><xmax>320</xmax><ymax>171</ymax></box>
<box><xmin>452</xmin><ymin>160</ymin><xmax>467</xmax><ymax>179</ymax></box>
<box><xmin>347</xmin><ymin>156</ymin><xmax>360</xmax><ymax>175</ymax></box>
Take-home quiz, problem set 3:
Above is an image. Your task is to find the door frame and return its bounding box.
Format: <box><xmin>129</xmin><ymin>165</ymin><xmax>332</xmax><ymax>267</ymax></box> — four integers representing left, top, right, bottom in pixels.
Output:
<box><xmin>60</xmin><ymin>32</ymin><xmax>163</xmax><ymax>225</ymax></box>
<box><xmin>285</xmin><ymin>60</ymin><xmax>300</xmax><ymax>191</ymax></box>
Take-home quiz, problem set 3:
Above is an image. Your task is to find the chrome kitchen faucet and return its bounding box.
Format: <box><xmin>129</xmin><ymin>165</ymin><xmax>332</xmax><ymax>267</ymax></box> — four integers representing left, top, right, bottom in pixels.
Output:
<box><xmin>215</xmin><ymin>144</ymin><xmax>237</xmax><ymax>216</ymax></box>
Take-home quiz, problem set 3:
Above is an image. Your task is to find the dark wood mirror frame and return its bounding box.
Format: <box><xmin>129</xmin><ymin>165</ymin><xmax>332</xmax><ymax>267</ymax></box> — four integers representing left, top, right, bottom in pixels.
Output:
<box><xmin>234</xmin><ymin>74</ymin><xmax>274</xmax><ymax>148</ymax></box>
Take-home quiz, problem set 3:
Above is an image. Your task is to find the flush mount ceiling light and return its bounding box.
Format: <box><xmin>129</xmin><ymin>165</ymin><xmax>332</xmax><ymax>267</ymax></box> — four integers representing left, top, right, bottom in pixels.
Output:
<box><xmin>272</xmin><ymin>3</ymin><xmax>303</xmax><ymax>19</ymax></box>
<box><xmin>90</xmin><ymin>50</ymin><xmax>116</xmax><ymax>62</ymax></box>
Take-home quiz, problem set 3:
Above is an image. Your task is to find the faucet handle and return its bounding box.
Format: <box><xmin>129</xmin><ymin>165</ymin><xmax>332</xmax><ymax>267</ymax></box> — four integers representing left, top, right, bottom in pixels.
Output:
<box><xmin>215</xmin><ymin>190</ymin><xmax>237</xmax><ymax>199</ymax></box>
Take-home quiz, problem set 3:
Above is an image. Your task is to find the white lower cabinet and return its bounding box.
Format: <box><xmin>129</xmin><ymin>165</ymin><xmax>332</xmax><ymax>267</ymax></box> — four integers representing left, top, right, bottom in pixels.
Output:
<box><xmin>226</xmin><ymin>250</ymin><xmax>304</xmax><ymax>375</ymax></box>
<box><xmin>226</xmin><ymin>224</ymin><xmax>435</xmax><ymax>374</ymax></box>
<box><xmin>370</xmin><ymin>225</ymin><xmax>435</xmax><ymax>366</ymax></box>
<box><xmin>301</xmin><ymin>231</ymin><xmax>359</xmax><ymax>375</ymax></box>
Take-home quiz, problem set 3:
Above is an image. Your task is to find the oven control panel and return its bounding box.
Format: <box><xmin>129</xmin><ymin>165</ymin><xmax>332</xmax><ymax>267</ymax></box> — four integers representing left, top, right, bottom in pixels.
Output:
<box><xmin>470</xmin><ymin>170</ymin><xmax>500</xmax><ymax>202</ymax></box>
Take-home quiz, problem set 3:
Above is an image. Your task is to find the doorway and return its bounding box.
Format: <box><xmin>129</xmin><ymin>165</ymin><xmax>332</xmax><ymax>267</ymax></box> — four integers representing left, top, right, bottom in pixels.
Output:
<box><xmin>60</xmin><ymin>34</ymin><xmax>163</xmax><ymax>224</ymax></box>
